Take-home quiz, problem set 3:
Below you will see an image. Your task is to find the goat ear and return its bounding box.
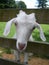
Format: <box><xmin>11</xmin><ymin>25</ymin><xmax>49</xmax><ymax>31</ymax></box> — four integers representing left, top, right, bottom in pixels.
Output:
<box><xmin>40</xmin><ymin>31</ymin><xmax>46</xmax><ymax>41</ymax></box>
<box><xmin>35</xmin><ymin>23</ymin><xmax>46</xmax><ymax>41</ymax></box>
<box><xmin>3</xmin><ymin>21</ymin><xmax>12</xmax><ymax>36</ymax></box>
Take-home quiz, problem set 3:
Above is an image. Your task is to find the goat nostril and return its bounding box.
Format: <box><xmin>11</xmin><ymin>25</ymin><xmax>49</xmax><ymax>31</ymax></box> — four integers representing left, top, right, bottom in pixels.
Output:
<box><xmin>18</xmin><ymin>43</ymin><xmax>25</xmax><ymax>50</ymax></box>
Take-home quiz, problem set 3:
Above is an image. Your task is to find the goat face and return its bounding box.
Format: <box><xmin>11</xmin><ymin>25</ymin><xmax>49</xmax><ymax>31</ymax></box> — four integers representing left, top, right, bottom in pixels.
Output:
<box><xmin>3</xmin><ymin>10</ymin><xmax>46</xmax><ymax>52</ymax></box>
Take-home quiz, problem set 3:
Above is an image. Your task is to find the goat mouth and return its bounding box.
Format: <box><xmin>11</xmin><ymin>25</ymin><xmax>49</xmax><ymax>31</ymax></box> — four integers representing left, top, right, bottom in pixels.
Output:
<box><xmin>18</xmin><ymin>43</ymin><xmax>25</xmax><ymax>50</ymax></box>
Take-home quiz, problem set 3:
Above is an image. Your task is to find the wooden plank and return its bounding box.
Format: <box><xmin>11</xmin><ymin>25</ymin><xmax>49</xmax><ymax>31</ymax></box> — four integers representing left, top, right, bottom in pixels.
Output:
<box><xmin>0</xmin><ymin>9</ymin><xmax>49</xmax><ymax>24</ymax></box>
<box><xmin>0</xmin><ymin>37</ymin><xmax>49</xmax><ymax>58</ymax></box>
<box><xmin>0</xmin><ymin>37</ymin><xmax>16</xmax><ymax>50</ymax></box>
<box><xmin>27</xmin><ymin>41</ymin><xmax>49</xmax><ymax>58</ymax></box>
<box><xmin>0</xmin><ymin>58</ymin><xmax>22</xmax><ymax>65</ymax></box>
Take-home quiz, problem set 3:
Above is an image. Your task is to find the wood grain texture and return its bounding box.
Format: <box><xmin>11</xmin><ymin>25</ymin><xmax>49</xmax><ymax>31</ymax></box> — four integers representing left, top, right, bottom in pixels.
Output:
<box><xmin>0</xmin><ymin>9</ymin><xmax>49</xmax><ymax>24</ymax></box>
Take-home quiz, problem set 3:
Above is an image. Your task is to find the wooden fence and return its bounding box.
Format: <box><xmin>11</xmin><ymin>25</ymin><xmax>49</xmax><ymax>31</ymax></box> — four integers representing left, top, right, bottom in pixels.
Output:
<box><xmin>0</xmin><ymin>9</ymin><xmax>49</xmax><ymax>24</ymax></box>
<box><xmin>0</xmin><ymin>9</ymin><xmax>49</xmax><ymax>65</ymax></box>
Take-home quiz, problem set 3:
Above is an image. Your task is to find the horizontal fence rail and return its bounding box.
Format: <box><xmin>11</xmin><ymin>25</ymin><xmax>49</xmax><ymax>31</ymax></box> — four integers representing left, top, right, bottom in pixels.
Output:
<box><xmin>0</xmin><ymin>58</ymin><xmax>22</xmax><ymax>65</ymax></box>
<box><xmin>0</xmin><ymin>37</ymin><xmax>49</xmax><ymax>58</ymax></box>
<box><xmin>0</xmin><ymin>9</ymin><xmax>49</xmax><ymax>24</ymax></box>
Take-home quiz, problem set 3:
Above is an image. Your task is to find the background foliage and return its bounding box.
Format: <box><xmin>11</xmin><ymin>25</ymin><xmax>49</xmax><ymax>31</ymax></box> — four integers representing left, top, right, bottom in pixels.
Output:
<box><xmin>0</xmin><ymin>0</ymin><xmax>27</xmax><ymax>8</ymax></box>
<box><xmin>37</xmin><ymin>0</ymin><xmax>49</xmax><ymax>8</ymax></box>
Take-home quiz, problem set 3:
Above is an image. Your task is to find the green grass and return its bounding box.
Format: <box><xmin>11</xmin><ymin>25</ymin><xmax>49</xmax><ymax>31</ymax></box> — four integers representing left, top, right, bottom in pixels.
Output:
<box><xmin>32</xmin><ymin>24</ymin><xmax>49</xmax><ymax>42</ymax></box>
<box><xmin>0</xmin><ymin>22</ymin><xmax>49</xmax><ymax>42</ymax></box>
<box><xmin>0</xmin><ymin>22</ymin><xmax>15</xmax><ymax>38</ymax></box>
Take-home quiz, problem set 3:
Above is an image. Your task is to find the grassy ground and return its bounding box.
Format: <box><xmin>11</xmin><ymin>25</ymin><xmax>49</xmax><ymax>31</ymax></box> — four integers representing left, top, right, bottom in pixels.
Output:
<box><xmin>0</xmin><ymin>22</ymin><xmax>49</xmax><ymax>42</ymax></box>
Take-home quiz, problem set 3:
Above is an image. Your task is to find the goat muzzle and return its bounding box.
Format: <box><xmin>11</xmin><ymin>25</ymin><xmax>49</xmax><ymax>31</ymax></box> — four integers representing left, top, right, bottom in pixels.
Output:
<box><xmin>18</xmin><ymin>43</ymin><xmax>25</xmax><ymax>50</ymax></box>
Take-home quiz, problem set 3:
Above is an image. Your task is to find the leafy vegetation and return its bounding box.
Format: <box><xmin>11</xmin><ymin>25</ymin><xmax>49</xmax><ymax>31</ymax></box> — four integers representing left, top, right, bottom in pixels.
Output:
<box><xmin>0</xmin><ymin>0</ymin><xmax>27</xmax><ymax>8</ymax></box>
<box><xmin>0</xmin><ymin>0</ymin><xmax>17</xmax><ymax>8</ymax></box>
<box><xmin>37</xmin><ymin>0</ymin><xmax>48</xmax><ymax>8</ymax></box>
<box><xmin>16</xmin><ymin>1</ymin><xmax>27</xmax><ymax>9</ymax></box>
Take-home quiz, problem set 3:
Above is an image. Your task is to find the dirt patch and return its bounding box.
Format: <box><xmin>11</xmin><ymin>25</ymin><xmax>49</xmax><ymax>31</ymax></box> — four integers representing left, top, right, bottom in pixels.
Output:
<box><xmin>29</xmin><ymin>57</ymin><xmax>49</xmax><ymax>65</ymax></box>
<box><xmin>2</xmin><ymin>53</ymin><xmax>49</xmax><ymax>65</ymax></box>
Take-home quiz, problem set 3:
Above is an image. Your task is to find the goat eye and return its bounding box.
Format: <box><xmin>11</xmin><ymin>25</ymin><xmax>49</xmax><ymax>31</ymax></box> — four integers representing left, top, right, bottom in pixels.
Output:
<box><xmin>33</xmin><ymin>27</ymin><xmax>35</xmax><ymax>30</ymax></box>
<box><xmin>32</xmin><ymin>27</ymin><xmax>36</xmax><ymax>31</ymax></box>
<box><xmin>15</xmin><ymin>23</ymin><xmax>17</xmax><ymax>26</ymax></box>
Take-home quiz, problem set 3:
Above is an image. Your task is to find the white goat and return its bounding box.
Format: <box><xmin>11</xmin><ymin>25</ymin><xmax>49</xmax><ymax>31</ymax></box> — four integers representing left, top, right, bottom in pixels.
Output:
<box><xmin>3</xmin><ymin>10</ymin><xmax>46</xmax><ymax>65</ymax></box>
